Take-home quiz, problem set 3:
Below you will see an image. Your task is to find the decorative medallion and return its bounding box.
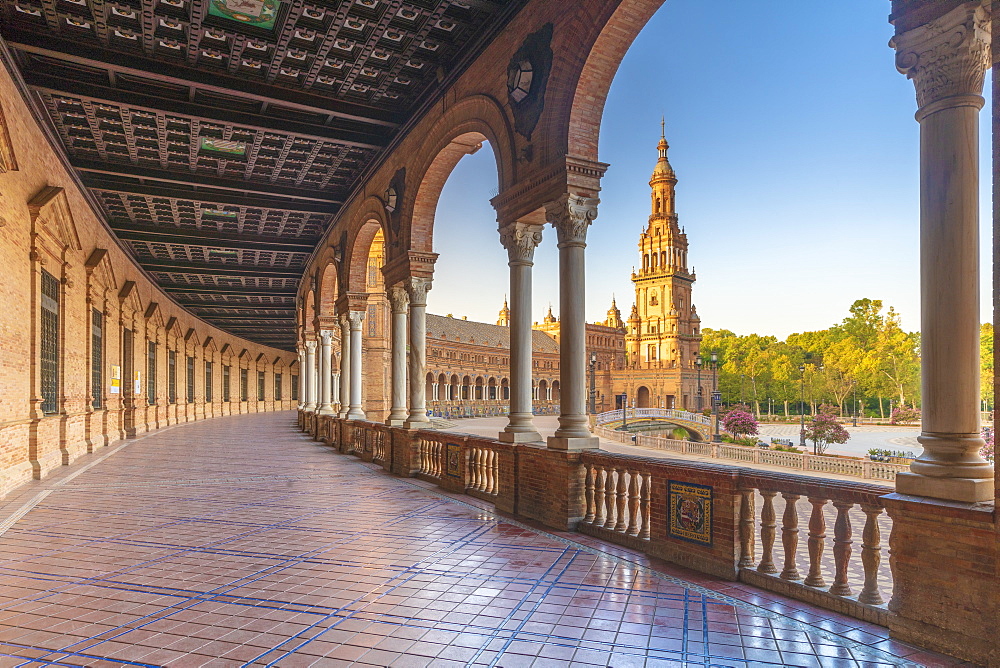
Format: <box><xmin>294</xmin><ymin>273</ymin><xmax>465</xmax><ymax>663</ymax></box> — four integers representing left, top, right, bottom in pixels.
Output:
<box><xmin>207</xmin><ymin>0</ymin><xmax>281</xmax><ymax>30</ymax></box>
<box><xmin>446</xmin><ymin>443</ymin><xmax>462</xmax><ymax>477</ymax></box>
<box><xmin>668</xmin><ymin>480</ymin><xmax>712</xmax><ymax>545</ymax></box>
<box><xmin>506</xmin><ymin>23</ymin><xmax>553</xmax><ymax>141</ymax></box>
<box><xmin>199</xmin><ymin>137</ymin><xmax>248</xmax><ymax>159</ymax></box>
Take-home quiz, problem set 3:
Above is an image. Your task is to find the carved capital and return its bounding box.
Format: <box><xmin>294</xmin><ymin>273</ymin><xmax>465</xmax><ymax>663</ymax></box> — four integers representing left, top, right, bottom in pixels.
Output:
<box><xmin>320</xmin><ymin>330</ymin><xmax>333</xmax><ymax>344</ymax></box>
<box><xmin>404</xmin><ymin>276</ymin><xmax>432</xmax><ymax>307</ymax></box>
<box><xmin>498</xmin><ymin>222</ymin><xmax>544</xmax><ymax>265</ymax></box>
<box><xmin>347</xmin><ymin>310</ymin><xmax>365</xmax><ymax>330</ymax></box>
<box><xmin>304</xmin><ymin>340</ymin><xmax>317</xmax><ymax>353</ymax></box>
<box><xmin>891</xmin><ymin>2</ymin><xmax>990</xmax><ymax>111</ymax></box>
<box><xmin>388</xmin><ymin>285</ymin><xmax>410</xmax><ymax>314</ymax></box>
<box><xmin>545</xmin><ymin>193</ymin><xmax>599</xmax><ymax>247</ymax></box>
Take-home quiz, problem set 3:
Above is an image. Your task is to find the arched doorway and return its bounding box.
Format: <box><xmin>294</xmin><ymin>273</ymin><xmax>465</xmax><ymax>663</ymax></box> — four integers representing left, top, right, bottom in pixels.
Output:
<box><xmin>636</xmin><ymin>386</ymin><xmax>651</xmax><ymax>408</ymax></box>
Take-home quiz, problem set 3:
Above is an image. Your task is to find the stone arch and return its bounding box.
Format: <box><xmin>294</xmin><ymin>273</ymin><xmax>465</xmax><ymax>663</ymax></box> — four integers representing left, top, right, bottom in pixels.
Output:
<box><xmin>566</xmin><ymin>0</ymin><xmax>665</xmax><ymax>161</ymax></box>
<box><xmin>315</xmin><ymin>247</ymin><xmax>339</xmax><ymax>322</ymax></box>
<box><xmin>636</xmin><ymin>385</ymin><xmax>652</xmax><ymax>408</ymax></box>
<box><xmin>406</xmin><ymin>95</ymin><xmax>515</xmax><ymax>253</ymax></box>
<box><xmin>342</xmin><ymin>197</ymin><xmax>390</xmax><ymax>295</ymax></box>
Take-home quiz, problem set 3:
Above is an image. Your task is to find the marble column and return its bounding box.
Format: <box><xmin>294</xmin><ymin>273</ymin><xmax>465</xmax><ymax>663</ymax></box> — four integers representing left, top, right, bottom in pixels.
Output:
<box><xmin>498</xmin><ymin>222</ymin><xmax>544</xmax><ymax>443</ymax></box>
<box><xmin>332</xmin><ymin>372</ymin><xmax>340</xmax><ymax>411</ymax></box>
<box><xmin>387</xmin><ymin>285</ymin><xmax>409</xmax><ymax>426</ymax></box>
<box><xmin>545</xmin><ymin>194</ymin><xmax>599</xmax><ymax>450</ymax></box>
<box><xmin>404</xmin><ymin>277</ymin><xmax>432</xmax><ymax>428</ymax></box>
<box><xmin>346</xmin><ymin>311</ymin><xmax>365</xmax><ymax>420</ymax></box>
<box><xmin>337</xmin><ymin>314</ymin><xmax>351</xmax><ymax>418</ymax></box>
<box><xmin>891</xmin><ymin>1</ymin><xmax>994</xmax><ymax>502</ymax></box>
<box><xmin>318</xmin><ymin>330</ymin><xmax>334</xmax><ymax>414</ymax></box>
<box><xmin>303</xmin><ymin>340</ymin><xmax>317</xmax><ymax>411</ymax></box>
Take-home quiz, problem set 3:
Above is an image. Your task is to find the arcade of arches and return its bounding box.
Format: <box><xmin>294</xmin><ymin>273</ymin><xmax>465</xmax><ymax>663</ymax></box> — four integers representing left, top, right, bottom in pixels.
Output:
<box><xmin>0</xmin><ymin>0</ymin><xmax>999</xmax><ymax>664</ymax></box>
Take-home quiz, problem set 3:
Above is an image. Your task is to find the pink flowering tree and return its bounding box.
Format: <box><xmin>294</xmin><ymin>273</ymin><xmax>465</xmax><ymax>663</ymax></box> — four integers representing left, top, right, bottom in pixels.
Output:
<box><xmin>802</xmin><ymin>412</ymin><xmax>850</xmax><ymax>455</ymax></box>
<box><xmin>981</xmin><ymin>427</ymin><xmax>994</xmax><ymax>463</ymax></box>
<box><xmin>890</xmin><ymin>405</ymin><xmax>920</xmax><ymax>425</ymax></box>
<box><xmin>723</xmin><ymin>410</ymin><xmax>759</xmax><ymax>442</ymax></box>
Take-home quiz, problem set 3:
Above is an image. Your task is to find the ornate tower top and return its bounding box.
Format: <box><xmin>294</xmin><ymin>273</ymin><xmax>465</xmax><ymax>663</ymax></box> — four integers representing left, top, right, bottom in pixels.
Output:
<box><xmin>543</xmin><ymin>304</ymin><xmax>557</xmax><ymax>325</ymax></box>
<box><xmin>496</xmin><ymin>297</ymin><xmax>510</xmax><ymax>326</ymax></box>
<box><xmin>605</xmin><ymin>296</ymin><xmax>624</xmax><ymax>329</ymax></box>
<box><xmin>650</xmin><ymin>117</ymin><xmax>676</xmax><ymax>185</ymax></box>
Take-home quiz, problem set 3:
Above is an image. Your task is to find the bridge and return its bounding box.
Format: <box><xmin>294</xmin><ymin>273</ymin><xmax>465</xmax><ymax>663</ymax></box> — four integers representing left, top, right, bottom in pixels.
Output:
<box><xmin>593</xmin><ymin>408</ymin><xmax>714</xmax><ymax>442</ymax></box>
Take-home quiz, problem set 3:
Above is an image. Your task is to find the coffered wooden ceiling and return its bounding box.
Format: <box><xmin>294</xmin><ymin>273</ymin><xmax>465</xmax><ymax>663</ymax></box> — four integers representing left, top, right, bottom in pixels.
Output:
<box><xmin>1</xmin><ymin>0</ymin><xmax>524</xmax><ymax>350</ymax></box>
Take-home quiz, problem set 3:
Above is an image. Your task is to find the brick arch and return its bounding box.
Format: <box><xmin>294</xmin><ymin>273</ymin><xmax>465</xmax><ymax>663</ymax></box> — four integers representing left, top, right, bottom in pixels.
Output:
<box><xmin>565</xmin><ymin>0</ymin><xmax>665</xmax><ymax>161</ymax></box>
<box><xmin>315</xmin><ymin>252</ymin><xmax>338</xmax><ymax>322</ymax></box>
<box><xmin>405</xmin><ymin>95</ymin><xmax>515</xmax><ymax>254</ymax></box>
<box><xmin>342</xmin><ymin>196</ymin><xmax>390</xmax><ymax>295</ymax></box>
<box><xmin>303</xmin><ymin>289</ymin><xmax>316</xmax><ymax>337</ymax></box>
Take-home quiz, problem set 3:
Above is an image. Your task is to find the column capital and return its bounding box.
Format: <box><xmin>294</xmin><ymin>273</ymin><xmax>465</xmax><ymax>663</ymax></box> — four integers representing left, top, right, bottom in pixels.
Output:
<box><xmin>404</xmin><ymin>276</ymin><xmax>432</xmax><ymax>307</ymax></box>
<box><xmin>545</xmin><ymin>193</ymin><xmax>599</xmax><ymax>248</ymax></box>
<box><xmin>387</xmin><ymin>284</ymin><xmax>410</xmax><ymax>314</ymax></box>
<box><xmin>891</xmin><ymin>2</ymin><xmax>990</xmax><ymax>113</ymax></box>
<box><xmin>498</xmin><ymin>222</ymin><xmax>544</xmax><ymax>265</ymax></box>
<box><xmin>347</xmin><ymin>310</ymin><xmax>365</xmax><ymax>330</ymax></box>
<box><xmin>320</xmin><ymin>330</ymin><xmax>334</xmax><ymax>343</ymax></box>
<box><xmin>304</xmin><ymin>340</ymin><xmax>317</xmax><ymax>352</ymax></box>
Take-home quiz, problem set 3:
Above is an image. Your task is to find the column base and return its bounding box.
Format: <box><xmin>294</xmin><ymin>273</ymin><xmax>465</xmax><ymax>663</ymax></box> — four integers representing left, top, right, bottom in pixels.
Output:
<box><xmin>499</xmin><ymin>430</ymin><xmax>543</xmax><ymax>444</ymax></box>
<box><xmin>547</xmin><ymin>435</ymin><xmax>599</xmax><ymax>451</ymax></box>
<box><xmin>346</xmin><ymin>409</ymin><xmax>366</xmax><ymax>421</ymax></box>
<box><xmin>404</xmin><ymin>418</ymin><xmax>431</xmax><ymax>430</ymax></box>
<box><xmin>894</xmin><ymin>471</ymin><xmax>994</xmax><ymax>502</ymax></box>
<box><xmin>385</xmin><ymin>418</ymin><xmax>406</xmax><ymax>427</ymax></box>
<box><xmin>318</xmin><ymin>407</ymin><xmax>335</xmax><ymax>415</ymax></box>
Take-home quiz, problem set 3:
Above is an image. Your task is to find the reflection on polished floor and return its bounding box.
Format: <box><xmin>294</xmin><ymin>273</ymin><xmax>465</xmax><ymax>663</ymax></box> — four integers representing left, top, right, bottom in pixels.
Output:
<box><xmin>0</xmin><ymin>413</ymin><xmax>969</xmax><ymax>667</ymax></box>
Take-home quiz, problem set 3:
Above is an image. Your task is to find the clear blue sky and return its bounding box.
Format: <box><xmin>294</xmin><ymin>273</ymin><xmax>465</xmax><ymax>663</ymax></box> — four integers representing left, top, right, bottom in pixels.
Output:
<box><xmin>427</xmin><ymin>0</ymin><xmax>993</xmax><ymax>338</ymax></box>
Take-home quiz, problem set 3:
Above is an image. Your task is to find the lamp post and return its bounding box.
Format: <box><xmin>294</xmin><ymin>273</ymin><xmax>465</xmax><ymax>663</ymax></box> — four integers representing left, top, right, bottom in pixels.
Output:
<box><xmin>740</xmin><ymin>373</ymin><xmax>745</xmax><ymax>406</ymax></box>
<box><xmin>588</xmin><ymin>352</ymin><xmax>597</xmax><ymax>414</ymax></box>
<box><xmin>799</xmin><ymin>364</ymin><xmax>807</xmax><ymax>449</ymax></box>
<box><xmin>711</xmin><ymin>352</ymin><xmax>722</xmax><ymax>442</ymax></box>
<box><xmin>695</xmin><ymin>356</ymin><xmax>703</xmax><ymax>411</ymax></box>
<box><xmin>620</xmin><ymin>392</ymin><xmax>628</xmax><ymax>432</ymax></box>
<box><xmin>852</xmin><ymin>382</ymin><xmax>858</xmax><ymax>427</ymax></box>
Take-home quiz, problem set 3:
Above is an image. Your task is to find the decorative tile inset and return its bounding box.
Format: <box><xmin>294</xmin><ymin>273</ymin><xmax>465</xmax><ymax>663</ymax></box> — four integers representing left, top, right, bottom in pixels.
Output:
<box><xmin>669</xmin><ymin>480</ymin><xmax>713</xmax><ymax>545</ymax></box>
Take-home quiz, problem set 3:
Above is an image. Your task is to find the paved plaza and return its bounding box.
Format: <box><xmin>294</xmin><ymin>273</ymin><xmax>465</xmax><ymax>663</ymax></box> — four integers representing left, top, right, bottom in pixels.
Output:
<box><xmin>0</xmin><ymin>412</ymin><xmax>970</xmax><ymax>667</ymax></box>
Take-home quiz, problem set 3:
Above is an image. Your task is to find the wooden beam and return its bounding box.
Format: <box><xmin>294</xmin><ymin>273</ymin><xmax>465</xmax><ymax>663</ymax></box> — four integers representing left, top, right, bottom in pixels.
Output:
<box><xmin>158</xmin><ymin>284</ymin><xmax>297</xmax><ymax>296</ymax></box>
<box><xmin>141</xmin><ymin>259</ymin><xmax>303</xmax><ymax>278</ymax></box>
<box><xmin>111</xmin><ymin>224</ymin><xmax>318</xmax><ymax>254</ymax></box>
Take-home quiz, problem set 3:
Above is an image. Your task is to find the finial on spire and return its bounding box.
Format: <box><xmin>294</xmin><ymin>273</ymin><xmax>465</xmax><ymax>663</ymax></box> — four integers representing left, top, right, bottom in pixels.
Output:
<box><xmin>660</xmin><ymin>115</ymin><xmax>665</xmax><ymax>140</ymax></box>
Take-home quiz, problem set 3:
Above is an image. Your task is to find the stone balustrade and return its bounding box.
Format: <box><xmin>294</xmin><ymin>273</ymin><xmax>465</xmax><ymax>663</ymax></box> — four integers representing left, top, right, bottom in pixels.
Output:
<box><xmin>594</xmin><ymin>426</ymin><xmax>909</xmax><ymax>482</ymax></box>
<box><xmin>305</xmin><ymin>410</ymin><xmax>892</xmax><ymax>625</ymax></box>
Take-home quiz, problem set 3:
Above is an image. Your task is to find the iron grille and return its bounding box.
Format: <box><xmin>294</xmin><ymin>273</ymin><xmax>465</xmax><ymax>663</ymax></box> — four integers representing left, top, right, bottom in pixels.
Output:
<box><xmin>122</xmin><ymin>328</ymin><xmax>133</xmax><ymax>406</ymax></box>
<box><xmin>257</xmin><ymin>371</ymin><xmax>265</xmax><ymax>401</ymax></box>
<box><xmin>223</xmin><ymin>365</ymin><xmax>231</xmax><ymax>402</ymax></box>
<box><xmin>205</xmin><ymin>361</ymin><xmax>213</xmax><ymax>403</ymax></box>
<box><xmin>186</xmin><ymin>356</ymin><xmax>195</xmax><ymax>403</ymax></box>
<box><xmin>168</xmin><ymin>350</ymin><xmax>176</xmax><ymax>404</ymax></box>
<box><xmin>274</xmin><ymin>373</ymin><xmax>282</xmax><ymax>401</ymax></box>
<box><xmin>291</xmin><ymin>374</ymin><xmax>298</xmax><ymax>401</ymax></box>
<box><xmin>240</xmin><ymin>368</ymin><xmax>248</xmax><ymax>402</ymax></box>
<box><xmin>147</xmin><ymin>341</ymin><xmax>156</xmax><ymax>405</ymax></box>
<box><xmin>91</xmin><ymin>308</ymin><xmax>103</xmax><ymax>409</ymax></box>
<box><xmin>40</xmin><ymin>270</ymin><xmax>60</xmax><ymax>414</ymax></box>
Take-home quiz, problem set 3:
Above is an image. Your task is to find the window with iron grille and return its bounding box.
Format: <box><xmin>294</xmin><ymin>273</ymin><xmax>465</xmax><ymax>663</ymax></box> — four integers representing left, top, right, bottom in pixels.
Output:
<box><xmin>40</xmin><ymin>270</ymin><xmax>60</xmax><ymax>414</ymax></box>
<box><xmin>257</xmin><ymin>371</ymin><xmax>265</xmax><ymax>401</ymax></box>
<box><xmin>291</xmin><ymin>374</ymin><xmax>298</xmax><ymax>401</ymax></box>
<box><xmin>167</xmin><ymin>350</ymin><xmax>176</xmax><ymax>404</ymax></box>
<box><xmin>186</xmin><ymin>356</ymin><xmax>195</xmax><ymax>402</ymax></box>
<box><xmin>240</xmin><ymin>368</ymin><xmax>248</xmax><ymax>401</ymax></box>
<box><xmin>122</xmin><ymin>328</ymin><xmax>133</xmax><ymax>403</ymax></box>
<box><xmin>91</xmin><ymin>308</ymin><xmax>103</xmax><ymax>409</ymax></box>
<box><xmin>274</xmin><ymin>373</ymin><xmax>282</xmax><ymax>401</ymax></box>
<box><xmin>205</xmin><ymin>361</ymin><xmax>213</xmax><ymax>402</ymax></box>
<box><xmin>147</xmin><ymin>341</ymin><xmax>156</xmax><ymax>405</ymax></box>
<box><xmin>222</xmin><ymin>365</ymin><xmax>231</xmax><ymax>402</ymax></box>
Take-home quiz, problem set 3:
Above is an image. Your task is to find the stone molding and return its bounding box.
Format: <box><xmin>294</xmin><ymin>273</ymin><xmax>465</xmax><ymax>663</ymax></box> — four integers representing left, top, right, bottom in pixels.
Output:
<box><xmin>498</xmin><ymin>221</ymin><xmax>544</xmax><ymax>265</ymax></box>
<box><xmin>891</xmin><ymin>2</ymin><xmax>990</xmax><ymax>110</ymax></box>
<box><xmin>545</xmin><ymin>193</ymin><xmax>599</xmax><ymax>248</ymax></box>
<box><xmin>404</xmin><ymin>276</ymin><xmax>432</xmax><ymax>308</ymax></box>
<box><xmin>387</xmin><ymin>285</ymin><xmax>409</xmax><ymax>314</ymax></box>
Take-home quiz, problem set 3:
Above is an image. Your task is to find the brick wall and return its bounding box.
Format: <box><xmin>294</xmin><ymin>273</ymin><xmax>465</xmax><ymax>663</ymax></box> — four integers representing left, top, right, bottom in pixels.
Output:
<box><xmin>0</xmin><ymin>56</ymin><xmax>298</xmax><ymax>499</ymax></box>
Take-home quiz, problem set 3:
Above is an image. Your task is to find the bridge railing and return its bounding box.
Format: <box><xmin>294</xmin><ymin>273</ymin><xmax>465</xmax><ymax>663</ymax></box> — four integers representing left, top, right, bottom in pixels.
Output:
<box><xmin>595</xmin><ymin>407</ymin><xmax>712</xmax><ymax>427</ymax></box>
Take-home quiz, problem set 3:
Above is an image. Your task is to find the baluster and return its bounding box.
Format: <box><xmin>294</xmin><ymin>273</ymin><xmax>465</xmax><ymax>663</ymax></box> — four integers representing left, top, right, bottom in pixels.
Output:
<box><xmin>593</xmin><ymin>468</ymin><xmax>607</xmax><ymax>527</ymax></box>
<box><xmin>584</xmin><ymin>465</ymin><xmax>596</xmax><ymax>524</ymax></box>
<box><xmin>858</xmin><ymin>504</ymin><xmax>885</xmax><ymax>605</ymax></box>
<box><xmin>436</xmin><ymin>443</ymin><xmax>443</xmax><ymax>477</ymax></box>
<box><xmin>614</xmin><ymin>468</ymin><xmax>629</xmax><ymax>532</ymax></box>
<box><xmin>829</xmin><ymin>501</ymin><xmax>853</xmax><ymax>596</ymax></box>
<box><xmin>757</xmin><ymin>491</ymin><xmax>778</xmax><ymax>574</ymax></box>
<box><xmin>602</xmin><ymin>468</ymin><xmax>618</xmax><ymax>529</ymax></box>
<box><xmin>640</xmin><ymin>473</ymin><xmax>652</xmax><ymax>539</ymax></box>
<box><xmin>418</xmin><ymin>440</ymin><xmax>425</xmax><ymax>474</ymax></box>
<box><xmin>738</xmin><ymin>488</ymin><xmax>755</xmax><ymax>568</ymax></box>
<box><xmin>469</xmin><ymin>448</ymin><xmax>479</xmax><ymax>490</ymax></box>
<box><xmin>479</xmin><ymin>449</ymin><xmax>488</xmax><ymax>492</ymax></box>
<box><xmin>486</xmin><ymin>450</ymin><xmax>496</xmax><ymax>494</ymax></box>
<box><xmin>804</xmin><ymin>497</ymin><xmax>828</xmax><ymax>587</ymax></box>
<box><xmin>626</xmin><ymin>471</ymin><xmax>641</xmax><ymax>536</ymax></box>
<box><xmin>780</xmin><ymin>493</ymin><xmax>802</xmax><ymax>580</ymax></box>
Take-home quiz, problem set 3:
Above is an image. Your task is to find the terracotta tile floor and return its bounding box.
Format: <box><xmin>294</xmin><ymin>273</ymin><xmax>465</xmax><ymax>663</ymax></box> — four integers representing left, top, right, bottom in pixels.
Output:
<box><xmin>0</xmin><ymin>412</ymin><xmax>974</xmax><ymax>667</ymax></box>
